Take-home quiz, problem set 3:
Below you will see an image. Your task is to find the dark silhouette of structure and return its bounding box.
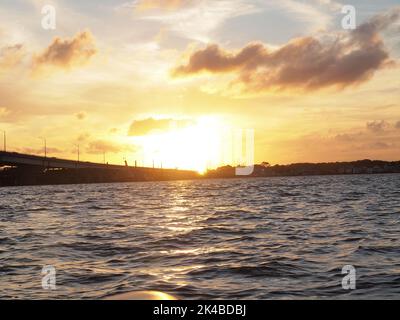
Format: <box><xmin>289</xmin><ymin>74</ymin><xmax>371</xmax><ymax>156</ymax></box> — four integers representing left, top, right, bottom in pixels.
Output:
<box><xmin>0</xmin><ymin>151</ymin><xmax>199</xmax><ymax>186</ymax></box>
<box><xmin>1</xmin><ymin>151</ymin><xmax>399</xmax><ymax>187</ymax></box>
<box><xmin>206</xmin><ymin>160</ymin><xmax>400</xmax><ymax>179</ymax></box>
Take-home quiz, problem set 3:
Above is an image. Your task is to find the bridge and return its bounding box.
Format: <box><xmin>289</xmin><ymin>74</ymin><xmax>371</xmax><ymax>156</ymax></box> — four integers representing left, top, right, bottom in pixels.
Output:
<box><xmin>0</xmin><ymin>151</ymin><xmax>199</xmax><ymax>186</ymax></box>
<box><xmin>0</xmin><ymin>151</ymin><xmax>126</xmax><ymax>170</ymax></box>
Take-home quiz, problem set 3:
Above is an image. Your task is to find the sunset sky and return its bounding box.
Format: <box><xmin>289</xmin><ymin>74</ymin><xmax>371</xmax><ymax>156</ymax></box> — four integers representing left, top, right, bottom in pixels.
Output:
<box><xmin>1</xmin><ymin>0</ymin><xmax>399</xmax><ymax>171</ymax></box>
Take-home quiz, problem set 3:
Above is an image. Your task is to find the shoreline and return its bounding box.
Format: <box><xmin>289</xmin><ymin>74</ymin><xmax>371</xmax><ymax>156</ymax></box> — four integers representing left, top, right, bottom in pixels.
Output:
<box><xmin>1</xmin><ymin>151</ymin><xmax>399</xmax><ymax>187</ymax></box>
<box><xmin>1</xmin><ymin>170</ymin><xmax>399</xmax><ymax>188</ymax></box>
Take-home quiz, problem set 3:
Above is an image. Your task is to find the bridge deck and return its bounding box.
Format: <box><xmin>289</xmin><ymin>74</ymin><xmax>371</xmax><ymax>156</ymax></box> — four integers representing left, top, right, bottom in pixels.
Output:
<box><xmin>0</xmin><ymin>151</ymin><xmax>129</xmax><ymax>170</ymax></box>
<box><xmin>0</xmin><ymin>151</ymin><xmax>194</xmax><ymax>173</ymax></box>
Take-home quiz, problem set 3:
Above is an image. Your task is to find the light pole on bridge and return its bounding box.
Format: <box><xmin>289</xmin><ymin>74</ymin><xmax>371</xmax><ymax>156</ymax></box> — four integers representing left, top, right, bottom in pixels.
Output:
<box><xmin>38</xmin><ymin>137</ymin><xmax>47</xmax><ymax>169</ymax></box>
<box><xmin>38</xmin><ymin>137</ymin><xmax>47</xmax><ymax>157</ymax></box>
<box><xmin>43</xmin><ymin>138</ymin><xmax>47</xmax><ymax>158</ymax></box>
<box><xmin>2</xmin><ymin>131</ymin><xmax>6</xmax><ymax>152</ymax></box>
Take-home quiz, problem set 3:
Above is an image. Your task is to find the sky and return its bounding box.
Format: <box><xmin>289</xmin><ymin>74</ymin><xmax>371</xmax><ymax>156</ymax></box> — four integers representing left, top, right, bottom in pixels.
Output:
<box><xmin>0</xmin><ymin>0</ymin><xmax>399</xmax><ymax>172</ymax></box>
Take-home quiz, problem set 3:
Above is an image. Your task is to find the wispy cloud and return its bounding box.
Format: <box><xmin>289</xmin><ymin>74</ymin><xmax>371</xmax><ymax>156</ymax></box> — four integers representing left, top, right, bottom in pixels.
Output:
<box><xmin>129</xmin><ymin>0</ymin><xmax>194</xmax><ymax>11</ymax></box>
<box><xmin>366</xmin><ymin>120</ymin><xmax>390</xmax><ymax>133</ymax></box>
<box><xmin>137</xmin><ymin>0</ymin><xmax>260</xmax><ymax>42</ymax></box>
<box><xmin>17</xmin><ymin>146</ymin><xmax>63</xmax><ymax>155</ymax></box>
<box><xmin>0</xmin><ymin>44</ymin><xmax>25</xmax><ymax>71</ymax></box>
<box><xmin>0</xmin><ymin>107</ymin><xmax>10</xmax><ymax>118</ymax></box>
<box><xmin>86</xmin><ymin>139</ymin><xmax>134</xmax><ymax>154</ymax></box>
<box><xmin>268</xmin><ymin>0</ymin><xmax>335</xmax><ymax>32</ymax></box>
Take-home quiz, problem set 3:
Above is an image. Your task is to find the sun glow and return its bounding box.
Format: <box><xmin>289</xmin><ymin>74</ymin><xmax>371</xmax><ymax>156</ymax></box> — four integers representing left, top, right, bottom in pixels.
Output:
<box><xmin>133</xmin><ymin>117</ymin><xmax>227</xmax><ymax>173</ymax></box>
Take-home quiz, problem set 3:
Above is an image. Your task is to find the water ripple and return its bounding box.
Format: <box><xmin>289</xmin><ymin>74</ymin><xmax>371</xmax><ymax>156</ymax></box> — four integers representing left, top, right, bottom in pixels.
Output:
<box><xmin>1</xmin><ymin>174</ymin><xmax>400</xmax><ymax>299</ymax></box>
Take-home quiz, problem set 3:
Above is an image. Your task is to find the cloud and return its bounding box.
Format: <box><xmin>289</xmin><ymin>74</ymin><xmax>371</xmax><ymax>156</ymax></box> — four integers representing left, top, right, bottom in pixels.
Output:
<box><xmin>172</xmin><ymin>8</ymin><xmax>400</xmax><ymax>92</ymax></box>
<box><xmin>368</xmin><ymin>141</ymin><xmax>391</xmax><ymax>149</ymax></box>
<box><xmin>75</xmin><ymin>111</ymin><xmax>87</xmax><ymax>120</ymax></box>
<box><xmin>0</xmin><ymin>44</ymin><xmax>25</xmax><ymax>71</ymax></box>
<box><xmin>33</xmin><ymin>31</ymin><xmax>97</xmax><ymax>71</ymax></box>
<box><xmin>128</xmin><ymin>118</ymin><xmax>193</xmax><ymax>136</ymax></box>
<box><xmin>137</xmin><ymin>0</ymin><xmax>258</xmax><ymax>42</ymax></box>
<box><xmin>18</xmin><ymin>147</ymin><xmax>63</xmax><ymax>155</ymax></box>
<box><xmin>334</xmin><ymin>133</ymin><xmax>356</xmax><ymax>142</ymax></box>
<box><xmin>366</xmin><ymin>120</ymin><xmax>390</xmax><ymax>133</ymax></box>
<box><xmin>0</xmin><ymin>107</ymin><xmax>10</xmax><ymax>119</ymax></box>
<box><xmin>86</xmin><ymin>140</ymin><xmax>128</xmax><ymax>154</ymax></box>
<box><xmin>132</xmin><ymin>0</ymin><xmax>192</xmax><ymax>10</ymax></box>
<box><xmin>77</xmin><ymin>133</ymin><xmax>91</xmax><ymax>142</ymax></box>
<box><xmin>313</xmin><ymin>0</ymin><xmax>342</xmax><ymax>10</ymax></box>
<box><xmin>271</xmin><ymin>0</ymin><xmax>334</xmax><ymax>32</ymax></box>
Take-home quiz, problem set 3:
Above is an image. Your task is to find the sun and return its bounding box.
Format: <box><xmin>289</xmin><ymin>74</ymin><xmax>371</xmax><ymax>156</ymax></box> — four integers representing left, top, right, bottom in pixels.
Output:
<box><xmin>133</xmin><ymin>117</ymin><xmax>227</xmax><ymax>173</ymax></box>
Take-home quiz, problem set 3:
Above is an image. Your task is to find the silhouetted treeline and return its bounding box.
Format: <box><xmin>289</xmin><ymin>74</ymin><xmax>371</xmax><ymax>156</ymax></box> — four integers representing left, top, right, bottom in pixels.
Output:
<box><xmin>206</xmin><ymin>160</ymin><xmax>400</xmax><ymax>178</ymax></box>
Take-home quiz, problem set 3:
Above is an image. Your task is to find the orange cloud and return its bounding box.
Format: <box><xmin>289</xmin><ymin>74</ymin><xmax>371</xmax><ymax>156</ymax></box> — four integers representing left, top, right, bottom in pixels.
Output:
<box><xmin>86</xmin><ymin>140</ymin><xmax>131</xmax><ymax>154</ymax></box>
<box><xmin>135</xmin><ymin>0</ymin><xmax>192</xmax><ymax>10</ymax></box>
<box><xmin>128</xmin><ymin>118</ymin><xmax>194</xmax><ymax>136</ymax></box>
<box><xmin>87</xmin><ymin>141</ymin><xmax>117</xmax><ymax>154</ymax></box>
<box><xmin>33</xmin><ymin>31</ymin><xmax>97</xmax><ymax>71</ymax></box>
<box><xmin>172</xmin><ymin>8</ymin><xmax>400</xmax><ymax>92</ymax></box>
<box><xmin>77</xmin><ymin>133</ymin><xmax>91</xmax><ymax>142</ymax></box>
<box><xmin>75</xmin><ymin>111</ymin><xmax>87</xmax><ymax>120</ymax></box>
<box><xmin>0</xmin><ymin>107</ymin><xmax>10</xmax><ymax>118</ymax></box>
<box><xmin>0</xmin><ymin>44</ymin><xmax>25</xmax><ymax>70</ymax></box>
<box><xmin>366</xmin><ymin>120</ymin><xmax>390</xmax><ymax>134</ymax></box>
<box><xmin>17</xmin><ymin>147</ymin><xmax>63</xmax><ymax>155</ymax></box>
